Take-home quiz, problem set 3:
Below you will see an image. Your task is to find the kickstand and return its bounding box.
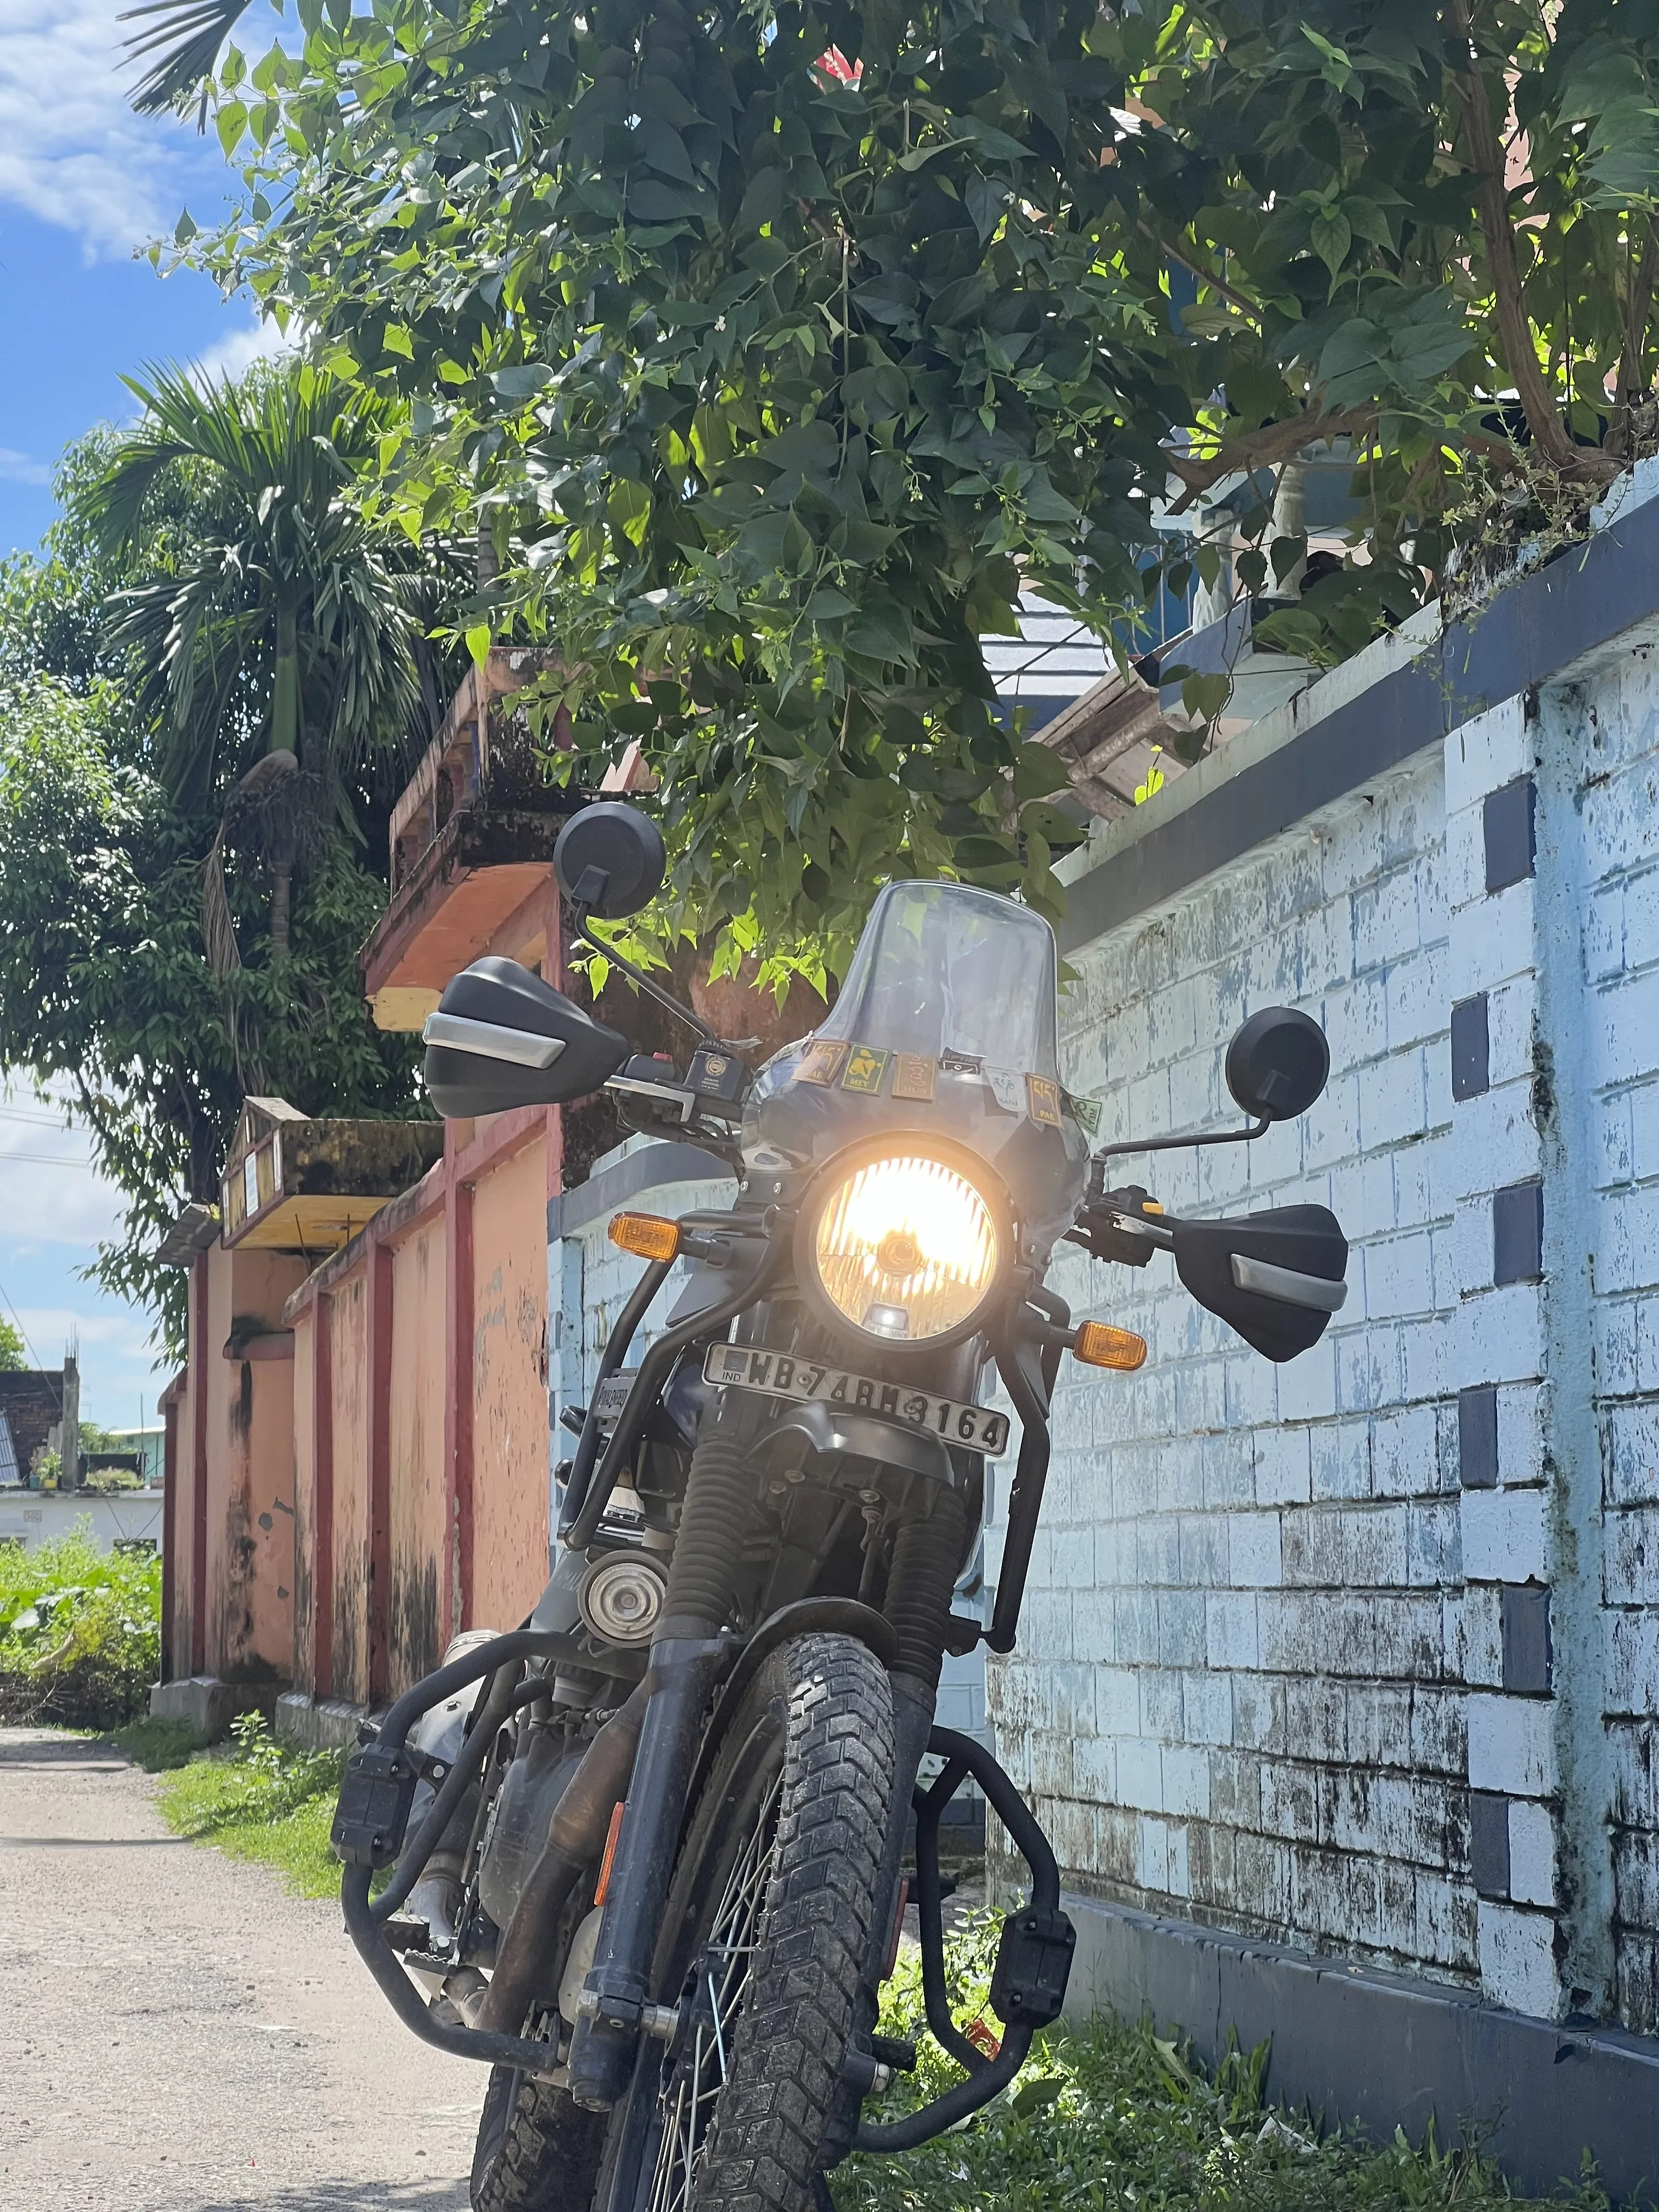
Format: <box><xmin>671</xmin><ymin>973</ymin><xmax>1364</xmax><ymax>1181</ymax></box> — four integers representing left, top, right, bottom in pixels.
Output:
<box><xmin>811</xmin><ymin>2176</ymin><xmax>837</xmax><ymax>2212</ymax></box>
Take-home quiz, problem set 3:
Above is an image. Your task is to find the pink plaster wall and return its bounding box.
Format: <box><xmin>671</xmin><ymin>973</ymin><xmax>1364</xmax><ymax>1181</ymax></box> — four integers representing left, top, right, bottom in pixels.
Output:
<box><xmin>202</xmin><ymin>1248</ymin><xmax>306</xmax><ymax>1680</ymax></box>
<box><xmin>171</xmin><ymin>1345</ymin><xmax>199</xmax><ymax>1678</ymax></box>
<box><xmin>469</xmin><ymin>1139</ymin><xmax>550</xmax><ymax>1633</ymax></box>
<box><xmin>328</xmin><ymin>1270</ymin><xmax>370</xmax><ymax>1706</ymax></box>
<box><xmin>290</xmin><ymin>1306</ymin><xmax>318</xmax><ymax>1694</ymax></box>
<box><xmin>388</xmin><ymin>1217</ymin><xmax>448</xmax><ymax>1692</ymax></box>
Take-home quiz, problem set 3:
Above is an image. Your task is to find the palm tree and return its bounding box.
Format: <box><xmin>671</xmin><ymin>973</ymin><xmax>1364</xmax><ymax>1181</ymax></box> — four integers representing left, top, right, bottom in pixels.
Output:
<box><xmin>80</xmin><ymin>361</ymin><xmax>426</xmax><ymax>958</ymax></box>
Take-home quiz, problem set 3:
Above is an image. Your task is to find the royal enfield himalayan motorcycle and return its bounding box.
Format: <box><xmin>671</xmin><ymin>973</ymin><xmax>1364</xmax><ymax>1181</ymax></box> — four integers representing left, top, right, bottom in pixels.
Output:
<box><xmin>331</xmin><ymin>799</ymin><xmax>1348</xmax><ymax>2212</ymax></box>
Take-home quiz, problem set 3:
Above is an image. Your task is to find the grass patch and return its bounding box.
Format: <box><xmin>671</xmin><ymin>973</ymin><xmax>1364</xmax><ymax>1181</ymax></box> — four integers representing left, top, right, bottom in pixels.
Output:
<box><xmin>153</xmin><ymin>1712</ymin><xmax>345</xmax><ymax>1898</ymax></box>
<box><xmin>832</xmin><ymin>1914</ymin><xmax>1621</xmax><ymax>2211</ymax></box>
<box><xmin>0</xmin><ymin>1523</ymin><xmax>160</xmax><ymax>1729</ymax></box>
<box><xmin>108</xmin><ymin>1714</ymin><xmax>207</xmax><ymax>1770</ymax></box>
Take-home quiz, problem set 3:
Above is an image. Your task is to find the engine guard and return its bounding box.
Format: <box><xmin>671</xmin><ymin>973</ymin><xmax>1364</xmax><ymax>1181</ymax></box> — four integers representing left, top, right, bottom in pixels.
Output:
<box><xmin>851</xmin><ymin>1726</ymin><xmax>1076</xmax><ymax>2154</ymax></box>
<box><xmin>334</xmin><ymin>1626</ymin><xmax>606</xmax><ymax>2076</ymax></box>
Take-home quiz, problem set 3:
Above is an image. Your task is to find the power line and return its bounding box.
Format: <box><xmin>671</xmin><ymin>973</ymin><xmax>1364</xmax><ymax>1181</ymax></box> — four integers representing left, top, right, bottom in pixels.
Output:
<box><xmin>0</xmin><ymin>1152</ymin><xmax>99</xmax><ymax>1170</ymax></box>
<box><xmin>0</xmin><ymin>1275</ymin><xmax>47</xmax><ymax>1376</ymax></box>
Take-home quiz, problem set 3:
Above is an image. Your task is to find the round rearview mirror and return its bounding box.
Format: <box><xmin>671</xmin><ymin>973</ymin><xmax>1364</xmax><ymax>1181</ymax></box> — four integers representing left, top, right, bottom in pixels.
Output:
<box><xmin>554</xmin><ymin>802</ymin><xmax>667</xmax><ymax>920</ymax></box>
<box><xmin>1224</xmin><ymin>1006</ymin><xmax>1330</xmax><ymax>1122</ymax></box>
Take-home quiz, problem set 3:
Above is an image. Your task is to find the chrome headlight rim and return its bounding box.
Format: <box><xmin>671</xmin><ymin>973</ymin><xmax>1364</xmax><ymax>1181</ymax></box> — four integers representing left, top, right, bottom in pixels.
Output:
<box><xmin>792</xmin><ymin>1134</ymin><xmax>1015</xmax><ymax>1356</ymax></box>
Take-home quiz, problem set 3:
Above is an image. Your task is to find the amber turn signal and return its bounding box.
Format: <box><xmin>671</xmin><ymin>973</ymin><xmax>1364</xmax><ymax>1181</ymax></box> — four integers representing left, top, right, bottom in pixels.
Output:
<box><xmin>608</xmin><ymin>1211</ymin><xmax>681</xmax><ymax>1262</ymax></box>
<box><xmin>1073</xmin><ymin>1320</ymin><xmax>1148</xmax><ymax>1371</ymax></box>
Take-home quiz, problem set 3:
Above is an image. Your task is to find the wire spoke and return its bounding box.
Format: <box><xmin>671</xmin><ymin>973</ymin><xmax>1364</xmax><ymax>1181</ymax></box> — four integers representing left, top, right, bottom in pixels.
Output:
<box><xmin>647</xmin><ymin>1767</ymin><xmax>785</xmax><ymax>2208</ymax></box>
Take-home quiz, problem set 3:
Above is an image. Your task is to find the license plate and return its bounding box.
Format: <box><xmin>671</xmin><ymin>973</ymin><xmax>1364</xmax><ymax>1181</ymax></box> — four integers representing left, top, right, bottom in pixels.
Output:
<box><xmin>701</xmin><ymin>1344</ymin><xmax>1010</xmax><ymax>1455</ymax></box>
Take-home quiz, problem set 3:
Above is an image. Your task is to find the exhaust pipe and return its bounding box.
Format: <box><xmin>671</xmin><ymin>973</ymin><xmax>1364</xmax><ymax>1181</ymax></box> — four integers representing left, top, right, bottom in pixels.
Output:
<box><xmin>477</xmin><ymin>1677</ymin><xmax>652</xmax><ymax>2036</ymax></box>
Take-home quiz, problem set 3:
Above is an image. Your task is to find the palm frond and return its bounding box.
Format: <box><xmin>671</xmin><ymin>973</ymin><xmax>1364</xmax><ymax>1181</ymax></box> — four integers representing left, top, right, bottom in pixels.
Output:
<box><xmin>120</xmin><ymin>0</ymin><xmax>255</xmax><ymax>119</ymax></box>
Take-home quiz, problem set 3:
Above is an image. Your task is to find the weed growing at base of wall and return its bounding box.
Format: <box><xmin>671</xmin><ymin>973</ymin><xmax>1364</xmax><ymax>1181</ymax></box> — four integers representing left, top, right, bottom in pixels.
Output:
<box><xmin>833</xmin><ymin>1914</ymin><xmax>1621</xmax><ymax>2212</ymax></box>
<box><xmin>0</xmin><ymin>1525</ymin><xmax>160</xmax><ymax>1729</ymax></box>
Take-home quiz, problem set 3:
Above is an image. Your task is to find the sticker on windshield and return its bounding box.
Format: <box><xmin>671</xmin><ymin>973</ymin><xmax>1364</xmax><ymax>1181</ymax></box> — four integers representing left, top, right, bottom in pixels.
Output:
<box><xmin>893</xmin><ymin>1054</ymin><xmax>936</xmax><ymax>1102</ymax></box>
<box><xmin>840</xmin><ymin>1044</ymin><xmax>890</xmax><ymax>1094</ymax></box>
<box><xmin>1027</xmin><ymin>1075</ymin><xmax>1063</xmax><ymax>1127</ymax></box>
<box><xmin>702</xmin><ymin>1344</ymin><xmax>1011</xmax><ymax>1455</ymax></box>
<box><xmin>795</xmin><ymin>1040</ymin><xmax>849</xmax><ymax>1087</ymax></box>
<box><xmin>984</xmin><ymin>1066</ymin><xmax>1025</xmax><ymax>1114</ymax></box>
<box><xmin>1067</xmin><ymin>1092</ymin><xmax>1103</xmax><ymax>1136</ymax></box>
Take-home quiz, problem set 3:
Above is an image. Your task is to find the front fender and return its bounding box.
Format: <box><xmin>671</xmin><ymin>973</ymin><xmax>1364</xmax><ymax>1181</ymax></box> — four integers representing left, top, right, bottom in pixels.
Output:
<box><xmin>750</xmin><ymin>1397</ymin><xmax>964</xmax><ymax>1490</ymax></box>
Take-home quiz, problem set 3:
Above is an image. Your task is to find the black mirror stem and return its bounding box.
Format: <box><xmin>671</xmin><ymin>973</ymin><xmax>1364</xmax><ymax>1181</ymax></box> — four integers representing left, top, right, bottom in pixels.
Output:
<box><xmin>569</xmin><ymin>906</ymin><xmax>721</xmax><ymax>1048</ymax></box>
<box><xmin>1092</xmin><ymin>1113</ymin><xmax>1271</xmax><ymax>1165</ymax></box>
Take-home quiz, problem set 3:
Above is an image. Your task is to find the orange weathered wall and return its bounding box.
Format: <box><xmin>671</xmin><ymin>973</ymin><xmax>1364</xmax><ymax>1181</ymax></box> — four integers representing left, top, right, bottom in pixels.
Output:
<box><xmin>469</xmin><ymin>1138</ymin><xmax>551</xmax><ymax>1634</ymax></box>
<box><xmin>204</xmin><ymin>1246</ymin><xmax>306</xmax><ymax>1679</ymax></box>
<box><xmin>328</xmin><ymin>1269</ymin><xmax>371</xmax><ymax>1706</ymax></box>
<box><xmin>388</xmin><ymin>1215</ymin><xmax>448</xmax><ymax>1692</ymax></box>
<box><xmin>169</xmin><ymin>1352</ymin><xmax>199</xmax><ymax>1677</ymax></box>
<box><xmin>161</xmin><ymin>872</ymin><xmax>563</xmax><ymax>1707</ymax></box>
<box><xmin>290</xmin><ymin>1305</ymin><xmax>319</xmax><ymax>1691</ymax></box>
<box><xmin>162</xmin><ymin>1244</ymin><xmax>303</xmax><ymax>1685</ymax></box>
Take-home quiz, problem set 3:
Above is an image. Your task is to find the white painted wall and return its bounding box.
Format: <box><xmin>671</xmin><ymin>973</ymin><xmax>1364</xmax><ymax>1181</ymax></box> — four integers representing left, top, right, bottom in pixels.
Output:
<box><xmin>981</xmin><ymin>608</ymin><xmax>1659</xmax><ymax>2035</ymax></box>
<box><xmin>0</xmin><ymin>1489</ymin><xmax>164</xmax><ymax>1553</ymax></box>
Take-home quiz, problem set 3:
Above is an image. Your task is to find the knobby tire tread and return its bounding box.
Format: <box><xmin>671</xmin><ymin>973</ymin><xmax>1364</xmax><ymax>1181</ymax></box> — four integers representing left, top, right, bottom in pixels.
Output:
<box><xmin>472</xmin><ymin>2059</ymin><xmax>608</xmax><ymax>2212</ymax></box>
<box><xmin>690</xmin><ymin>1630</ymin><xmax>894</xmax><ymax>2212</ymax></box>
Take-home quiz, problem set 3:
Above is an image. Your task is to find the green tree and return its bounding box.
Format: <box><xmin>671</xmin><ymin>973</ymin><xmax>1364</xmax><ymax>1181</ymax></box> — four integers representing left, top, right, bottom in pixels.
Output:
<box><xmin>0</xmin><ymin>371</ymin><xmax>464</xmax><ymax>1348</ymax></box>
<box><xmin>0</xmin><ymin>1318</ymin><xmax>25</xmax><ymax>1372</ymax></box>
<box><xmin>127</xmin><ymin>0</ymin><xmax>1659</xmax><ymax>977</ymax></box>
<box><xmin>0</xmin><ymin>675</ymin><xmax>414</xmax><ymax>1350</ymax></box>
<box><xmin>78</xmin><ymin>362</ymin><xmax>438</xmax><ymax>956</ymax></box>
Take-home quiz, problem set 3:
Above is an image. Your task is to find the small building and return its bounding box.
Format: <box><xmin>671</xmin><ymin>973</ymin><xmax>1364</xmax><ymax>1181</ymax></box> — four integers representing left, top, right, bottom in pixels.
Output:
<box><xmin>0</xmin><ymin>1357</ymin><xmax>78</xmax><ymax>1489</ymax></box>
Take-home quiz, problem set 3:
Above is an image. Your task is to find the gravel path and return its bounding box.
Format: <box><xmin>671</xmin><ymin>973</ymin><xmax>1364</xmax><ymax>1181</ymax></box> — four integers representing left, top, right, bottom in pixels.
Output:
<box><xmin>0</xmin><ymin>1727</ymin><xmax>487</xmax><ymax>2211</ymax></box>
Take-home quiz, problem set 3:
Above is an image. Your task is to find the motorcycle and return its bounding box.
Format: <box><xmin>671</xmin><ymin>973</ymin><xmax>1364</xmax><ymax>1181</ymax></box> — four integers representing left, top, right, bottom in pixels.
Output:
<box><xmin>331</xmin><ymin>798</ymin><xmax>1348</xmax><ymax>2212</ymax></box>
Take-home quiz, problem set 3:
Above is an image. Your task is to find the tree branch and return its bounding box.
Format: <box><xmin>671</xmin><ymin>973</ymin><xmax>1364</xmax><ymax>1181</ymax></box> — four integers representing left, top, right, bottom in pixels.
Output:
<box><xmin>1137</xmin><ymin>222</ymin><xmax>1262</xmax><ymax>323</ymax></box>
<box><xmin>1445</xmin><ymin>0</ymin><xmax>1616</xmax><ymax>483</ymax></box>
<box><xmin>1164</xmin><ymin>409</ymin><xmax>1372</xmax><ymax>513</ymax></box>
<box><xmin>1609</xmin><ymin>218</ymin><xmax>1659</xmax><ymax>457</ymax></box>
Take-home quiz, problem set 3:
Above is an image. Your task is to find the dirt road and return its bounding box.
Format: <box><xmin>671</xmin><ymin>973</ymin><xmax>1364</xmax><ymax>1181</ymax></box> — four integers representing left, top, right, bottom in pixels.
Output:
<box><xmin>0</xmin><ymin>1728</ymin><xmax>488</xmax><ymax>2211</ymax></box>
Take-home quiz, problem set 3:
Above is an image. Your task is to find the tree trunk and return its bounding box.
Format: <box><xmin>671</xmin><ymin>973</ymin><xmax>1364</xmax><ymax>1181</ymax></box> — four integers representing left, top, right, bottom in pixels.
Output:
<box><xmin>270</xmin><ymin>854</ymin><xmax>293</xmax><ymax>959</ymax></box>
<box><xmin>272</xmin><ymin>602</ymin><xmax>300</xmax><ymax>758</ymax></box>
<box><xmin>1445</xmin><ymin>0</ymin><xmax>1613</xmax><ymax>482</ymax></box>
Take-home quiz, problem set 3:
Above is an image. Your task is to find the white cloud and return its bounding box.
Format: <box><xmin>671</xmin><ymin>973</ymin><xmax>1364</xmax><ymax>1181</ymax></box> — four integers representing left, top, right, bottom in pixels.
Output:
<box><xmin>0</xmin><ymin>1087</ymin><xmax>128</xmax><ymax>1248</ymax></box>
<box><xmin>0</xmin><ymin>448</ymin><xmax>50</xmax><ymax>486</ymax></box>
<box><xmin>192</xmin><ymin>313</ymin><xmax>294</xmax><ymax>385</ymax></box>
<box><xmin>0</xmin><ymin>2</ymin><xmax>285</xmax><ymax>260</ymax></box>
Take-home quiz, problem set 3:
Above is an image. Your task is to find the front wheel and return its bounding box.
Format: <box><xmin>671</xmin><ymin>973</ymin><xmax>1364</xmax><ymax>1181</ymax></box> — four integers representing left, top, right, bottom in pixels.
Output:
<box><xmin>634</xmin><ymin>1630</ymin><xmax>895</xmax><ymax>2212</ymax></box>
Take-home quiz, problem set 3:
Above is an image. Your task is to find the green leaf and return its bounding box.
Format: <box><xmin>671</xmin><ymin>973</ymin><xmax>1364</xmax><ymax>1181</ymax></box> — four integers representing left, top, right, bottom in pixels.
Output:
<box><xmin>1009</xmin><ymin>2074</ymin><xmax>1064</xmax><ymax>2117</ymax></box>
<box><xmin>1012</xmin><ymin>742</ymin><xmax>1071</xmax><ymax>801</ymax></box>
<box><xmin>381</xmin><ymin>323</ymin><xmax>414</xmax><ymax>360</ymax></box>
<box><xmin>490</xmin><ymin>364</ymin><xmax>551</xmax><ymax>400</ymax></box>
<box><xmin>1181</xmin><ymin>672</ymin><xmax>1232</xmax><ymax>724</ymax></box>
<box><xmin>1308</xmin><ymin>209</ymin><xmax>1351</xmax><ymax>280</ymax></box>
<box><xmin>607</xmin><ymin>479</ymin><xmax>652</xmax><ymax>548</ymax></box>
<box><xmin>215</xmin><ymin>101</ymin><xmax>249</xmax><ymax>157</ymax></box>
<box><xmin>465</xmin><ymin>623</ymin><xmax>492</xmax><ymax>668</ymax></box>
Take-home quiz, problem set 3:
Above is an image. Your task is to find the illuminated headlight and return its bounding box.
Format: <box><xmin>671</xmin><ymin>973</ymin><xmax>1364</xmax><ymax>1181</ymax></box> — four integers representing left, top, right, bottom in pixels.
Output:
<box><xmin>801</xmin><ymin>1148</ymin><xmax>1006</xmax><ymax>1347</ymax></box>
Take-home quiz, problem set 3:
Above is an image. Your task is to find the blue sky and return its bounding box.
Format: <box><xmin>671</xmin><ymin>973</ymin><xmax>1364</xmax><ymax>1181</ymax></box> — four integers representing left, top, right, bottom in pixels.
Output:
<box><xmin>0</xmin><ymin>2</ymin><xmax>283</xmax><ymax>1425</ymax></box>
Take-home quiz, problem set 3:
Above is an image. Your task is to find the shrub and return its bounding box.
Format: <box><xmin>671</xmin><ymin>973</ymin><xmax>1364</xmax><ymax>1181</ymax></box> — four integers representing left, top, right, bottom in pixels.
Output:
<box><xmin>0</xmin><ymin>1522</ymin><xmax>160</xmax><ymax>1728</ymax></box>
<box><xmin>154</xmin><ymin>1711</ymin><xmax>346</xmax><ymax>1897</ymax></box>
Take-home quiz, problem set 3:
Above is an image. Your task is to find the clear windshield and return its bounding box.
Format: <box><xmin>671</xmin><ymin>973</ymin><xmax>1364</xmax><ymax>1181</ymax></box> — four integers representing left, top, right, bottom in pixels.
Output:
<box><xmin>815</xmin><ymin>882</ymin><xmax>1060</xmax><ymax>1077</ymax></box>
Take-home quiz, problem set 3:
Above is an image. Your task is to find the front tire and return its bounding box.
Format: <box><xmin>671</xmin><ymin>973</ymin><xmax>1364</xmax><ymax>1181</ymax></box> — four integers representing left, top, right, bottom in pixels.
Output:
<box><xmin>637</xmin><ymin>1630</ymin><xmax>895</xmax><ymax>2212</ymax></box>
<box><xmin>472</xmin><ymin>2046</ymin><xmax>608</xmax><ymax>2212</ymax></box>
<box><xmin>471</xmin><ymin>1880</ymin><xmax>607</xmax><ymax>2211</ymax></box>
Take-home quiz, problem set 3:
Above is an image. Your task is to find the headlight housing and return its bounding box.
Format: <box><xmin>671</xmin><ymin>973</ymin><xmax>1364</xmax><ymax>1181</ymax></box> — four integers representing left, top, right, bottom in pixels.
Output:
<box><xmin>797</xmin><ymin>1141</ymin><xmax>1009</xmax><ymax>1350</ymax></box>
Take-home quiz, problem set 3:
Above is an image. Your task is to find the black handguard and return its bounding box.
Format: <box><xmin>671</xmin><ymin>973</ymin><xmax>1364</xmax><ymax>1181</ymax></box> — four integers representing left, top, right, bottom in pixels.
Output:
<box><xmin>1070</xmin><ymin>1182</ymin><xmax>1160</xmax><ymax>1268</ymax></box>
